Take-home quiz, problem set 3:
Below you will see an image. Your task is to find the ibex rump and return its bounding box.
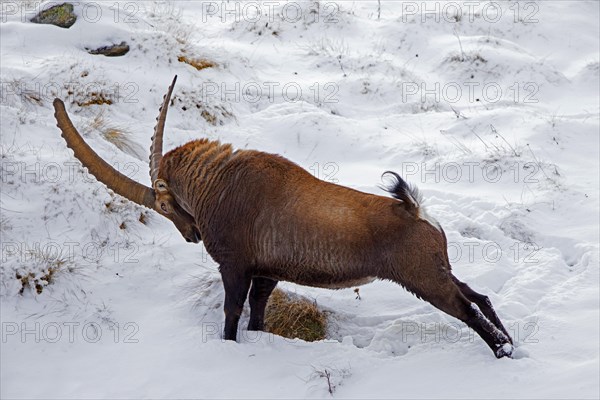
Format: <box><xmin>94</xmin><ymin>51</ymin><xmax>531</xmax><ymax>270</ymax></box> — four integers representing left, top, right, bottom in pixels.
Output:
<box><xmin>53</xmin><ymin>76</ymin><xmax>514</xmax><ymax>358</ymax></box>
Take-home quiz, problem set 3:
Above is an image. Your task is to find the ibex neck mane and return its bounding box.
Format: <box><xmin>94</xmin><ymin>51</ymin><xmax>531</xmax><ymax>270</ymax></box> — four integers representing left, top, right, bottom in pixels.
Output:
<box><xmin>159</xmin><ymin>139</ymin><xmax>235</xmax><ymax>215</ymax></box>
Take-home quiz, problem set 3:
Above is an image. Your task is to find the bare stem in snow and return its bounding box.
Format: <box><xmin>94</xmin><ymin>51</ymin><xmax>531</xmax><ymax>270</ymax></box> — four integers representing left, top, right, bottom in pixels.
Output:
<box><xmin>454</xmin><ymin>27</ymin><xmax>465</xmax><ymax>61</ymax></box>
<box><xmin>491</xmin><ymin>125</ymin><xmax>520</xmax><ymax>157</ymax></box>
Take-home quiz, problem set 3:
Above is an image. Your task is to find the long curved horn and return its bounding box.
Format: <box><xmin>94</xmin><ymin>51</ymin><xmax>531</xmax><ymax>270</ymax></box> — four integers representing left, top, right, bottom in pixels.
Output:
<box><xmin>150</xmin><ymin>75</ymin><xmax>177</xmax><ymax>182</ymax></box>
<box><xmin>53</xmin><ymin>99</ymin><xmax>155</xmax><ymax>209</ymax></box>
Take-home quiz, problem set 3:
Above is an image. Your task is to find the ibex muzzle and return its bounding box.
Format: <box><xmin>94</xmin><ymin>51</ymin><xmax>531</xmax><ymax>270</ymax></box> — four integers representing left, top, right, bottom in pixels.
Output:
<box><xmin>53</xmin><ymin>77</ymin><xmax>514</xmax><ymax>358</ymax></box>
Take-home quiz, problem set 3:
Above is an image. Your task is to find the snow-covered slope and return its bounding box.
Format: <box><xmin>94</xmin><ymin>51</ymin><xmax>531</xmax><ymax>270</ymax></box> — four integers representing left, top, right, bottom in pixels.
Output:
<box><xmin>1</xmin><ymin>1</ymin><xmax>598</xmax><ymax>398</ymax></box>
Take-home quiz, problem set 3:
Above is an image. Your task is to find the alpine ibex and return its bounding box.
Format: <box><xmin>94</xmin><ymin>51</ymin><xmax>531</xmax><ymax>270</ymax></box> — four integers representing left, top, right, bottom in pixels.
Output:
<box><xmin>53</xmin><ymin>76</ymin><xmax>514</xmax><ymax>358</ymax></box>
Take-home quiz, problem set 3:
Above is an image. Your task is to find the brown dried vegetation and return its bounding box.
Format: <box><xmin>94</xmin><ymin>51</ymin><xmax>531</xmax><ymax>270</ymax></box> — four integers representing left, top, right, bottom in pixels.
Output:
<box><xmin>15</xmin><ymin>252</ymin><xmax>73</xmax><ymax>295</ymax></box>
<box><xmin>264</xmin><ymin>289</ymin><xmax>327</xmax><ymax>342</ymax></box>
<box><xmin>177</xmin><ymin>54</ymin><xmax>217</xmax><ymax>71</ymax></box>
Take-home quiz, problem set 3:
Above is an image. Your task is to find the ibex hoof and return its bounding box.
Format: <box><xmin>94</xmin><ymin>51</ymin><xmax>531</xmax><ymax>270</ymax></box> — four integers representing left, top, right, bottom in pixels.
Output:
<box><xmin>495</xmin><ymin>343</ymin><xmax>514</xmax><ymax>359</ymax></box>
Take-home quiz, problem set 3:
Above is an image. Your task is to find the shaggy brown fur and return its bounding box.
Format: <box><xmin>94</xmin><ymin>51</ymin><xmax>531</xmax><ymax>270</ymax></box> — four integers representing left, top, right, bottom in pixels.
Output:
<box><xmin>158</xmin><ymin>139</ymin><xmax>513</xmax><ymax>357</ymax></box>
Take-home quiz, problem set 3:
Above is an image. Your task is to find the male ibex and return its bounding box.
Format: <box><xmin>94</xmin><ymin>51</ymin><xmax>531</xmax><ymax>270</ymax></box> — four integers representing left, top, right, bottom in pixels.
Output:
<box><xmin>53</xmin><ymin>76</ymin><xmax>514</xmax><ymax>358</ymax></box>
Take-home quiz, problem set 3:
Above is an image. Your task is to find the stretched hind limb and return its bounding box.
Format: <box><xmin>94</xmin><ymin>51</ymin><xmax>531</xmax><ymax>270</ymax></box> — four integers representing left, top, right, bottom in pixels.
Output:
<box><xmin>415</xmin><ymin>278</ymin><xmax>513</xmax><ymax>358</ymax></box>
<box><xmin>452</xmin><ymin>276</ymin><xmax>513</xmax><ymax>344</ymax></box>
<box><xmin>247</xmin><ymin>277</ymin><xmax>278</xmax><ymax>331</ymax></box>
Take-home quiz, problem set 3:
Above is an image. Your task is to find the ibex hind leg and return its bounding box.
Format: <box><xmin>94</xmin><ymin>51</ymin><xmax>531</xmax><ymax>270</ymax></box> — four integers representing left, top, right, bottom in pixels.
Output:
<box><xmin>452</xmin><ymin>276</ymin><xmax>513</xmax><ymax>344</ymax></box>
<box><xmin>248</xmin><ymin>277</ymin><xmax>278</xmax><ymax>331</ymax></box>
<box><xmin>221</xmin><ymin>268</ymin><xmax>252</xmax><ymax>341</ymax></box>
<box><xmin>418</xmin><ymin>282</ymin><xmax>513</xmax><ymax>358</ymax></box>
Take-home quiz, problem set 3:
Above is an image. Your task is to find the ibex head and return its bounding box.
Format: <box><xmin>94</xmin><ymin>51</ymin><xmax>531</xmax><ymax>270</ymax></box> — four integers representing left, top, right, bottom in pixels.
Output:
<box><xmin>153</xmin><ymin>177</ymin><xmax>200</xmax><ymax>243</ymax></box>
<box><xmin>53</xmin><ymin>76</ymin><xmax>201</xmax><ymax>243</ymax></box>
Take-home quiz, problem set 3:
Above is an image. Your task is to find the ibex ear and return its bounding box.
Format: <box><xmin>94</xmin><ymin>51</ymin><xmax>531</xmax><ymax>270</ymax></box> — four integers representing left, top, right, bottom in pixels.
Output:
<box><xmin>154</xmin><ymin>179</ymin><xmax>169</xmax><ymax>193</ymax></box>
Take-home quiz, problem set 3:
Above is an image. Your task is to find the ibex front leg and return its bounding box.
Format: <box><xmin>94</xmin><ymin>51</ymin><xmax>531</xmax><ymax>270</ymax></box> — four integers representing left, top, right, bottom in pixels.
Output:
<box><xmin>221</xmin><ymin>268</ymin><xmax>251</xmax><ymax>341</ymax></box>
<box><xmin>248</xmin><ymin>277</ymin><xmax>278</xmax><ymax>331</ymax></box>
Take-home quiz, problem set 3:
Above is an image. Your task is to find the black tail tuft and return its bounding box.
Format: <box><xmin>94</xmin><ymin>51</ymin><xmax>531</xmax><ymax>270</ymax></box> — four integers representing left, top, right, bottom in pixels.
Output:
<box><xmin>381</xmin><ymin>171</ymin><xmax>421</xmax><ymax>215</ymax></box>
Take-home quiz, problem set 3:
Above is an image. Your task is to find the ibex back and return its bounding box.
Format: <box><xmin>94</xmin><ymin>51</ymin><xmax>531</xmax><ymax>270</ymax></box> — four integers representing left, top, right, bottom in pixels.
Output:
<box><xmin>53</xmin><ymin>76</ymin><xmax>514</xmax><ymax>358</ymax></box>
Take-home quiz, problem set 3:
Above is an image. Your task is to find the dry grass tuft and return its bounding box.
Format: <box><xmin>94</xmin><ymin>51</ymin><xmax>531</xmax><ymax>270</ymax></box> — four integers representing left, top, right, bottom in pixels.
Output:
<box><xmin>15</xmin><ymin>250</ymin><xmax>75</xmax><ymax>295</ymax></box>
<box><xmin>448</xmin><ymin>52</ymin><xmax>488</xmax><ymax>65</ymax></box>
<box><xmin>199</xmin><ymin>106</ymin><xmax>233</xmax><ymax>126</ymax></box>
<box><xmin>264</xmin><ymin>289</ymin><xmax>327</xmax><ymax>342</ymax></box>
<box><xmin>138</xmin><ymin>212</ymin><xmax>148</xmax><ymax>225</ymax></box>
<box><xmin>84</xmin><ymin>111</ymin><xmax>145</xmax><ymax>159</ymax></box>
<box><xmin>178</xmin><ymin>55</ymin><xmax>217</xmax><ymax>71</ymax></box>
<box><xmin>200</xmin><ymin>110</ymin><xmax>218</xmax><ymax>125</ymax></box>
<box><xmin>75</xmin><ymin>92</ymin><xmax>113</xmax><ymax>107</ymax></box>
<box><xmin>102</xmin><ymin>127</ymin><xmax>134</xmax><ymax>153</ymax></box>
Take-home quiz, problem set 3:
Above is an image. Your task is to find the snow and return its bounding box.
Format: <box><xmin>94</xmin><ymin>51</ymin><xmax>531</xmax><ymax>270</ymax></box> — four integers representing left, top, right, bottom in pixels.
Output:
<box><xmin>1</xmin><ymin>1</ymin><xmax>598</xmax><ymax>398</ymax></box>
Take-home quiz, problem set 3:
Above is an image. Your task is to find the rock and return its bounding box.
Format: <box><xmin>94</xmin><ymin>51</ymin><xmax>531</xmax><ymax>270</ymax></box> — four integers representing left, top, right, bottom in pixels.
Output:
<box><xmin>30</xmin><ymin>3</ymin><xmax>77</xmax><ymax>29</ymax></box>
<box><xmin>87</xmin><ymin>42</ymin><xmax>130</xmax><ymax>57</ymax></box>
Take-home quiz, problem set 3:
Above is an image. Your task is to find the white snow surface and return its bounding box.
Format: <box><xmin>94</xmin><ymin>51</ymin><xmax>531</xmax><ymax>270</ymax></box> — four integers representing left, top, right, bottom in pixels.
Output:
<box><xmin>1</xmin><ymin>1</ymin><xmax>599</xmax><ymax>398</ymax></box>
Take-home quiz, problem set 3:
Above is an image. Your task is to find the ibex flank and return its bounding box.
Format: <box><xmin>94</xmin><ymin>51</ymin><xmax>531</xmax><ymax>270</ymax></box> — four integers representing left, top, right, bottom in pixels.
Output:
<box><xmin>53</xmin><ymin>76</ymin><xmax>514</xmax><ymax>358</ymax></box>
